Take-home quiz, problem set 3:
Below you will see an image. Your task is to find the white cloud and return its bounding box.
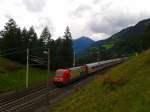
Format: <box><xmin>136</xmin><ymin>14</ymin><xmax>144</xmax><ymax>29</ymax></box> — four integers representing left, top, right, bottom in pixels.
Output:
<box><xmin>91</xmin><ymin>33</ymin><xmax>109</xmax><ymax>40</ymax></box>
<box><xmin>0</xmin><ymin>0</ymin><xmax>150</xmax><ymax>40</ymax></box>
<box><xmin>23</xmin><ymin>0</ymin><xmax>47</xmax><ymax>12</ymax></box>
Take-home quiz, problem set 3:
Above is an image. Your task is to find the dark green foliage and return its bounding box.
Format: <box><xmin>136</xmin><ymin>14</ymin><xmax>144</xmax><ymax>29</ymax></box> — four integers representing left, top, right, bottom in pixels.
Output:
<box><xmin>0</xmin><ymin>19</ymin><xmax>25</xmax><ymax>62</ymax></box>
<box><xmin>52</xmin><ymin>38</ymin><xmax>64</xmax><ymax>68</ymax></box>
<box><xmin>50</xmin><ymin>27</ymin><xmax>73</xmax><ymax>69</ymax></box>
<box><xmin>40</xmin><ymin>26</ymin><xmax>51</xmax><ymax>45</ymax></box>
<box><xmin>77</xmin><ymin>46</ymin><xmax>110</xmax><ymax>65</ymax></box>
<box><xmin>0</xmin><ymin>19</ymin><xmax>73</xmax><ymax>69</ymax></box>
<box><xmin>62</xmin><ymin>26</ymin><xmax>73</xmax><ymax>67</ymax></box>
<box><xmin>0</xmin><ymin>20</ymin><xmax>41</xmax><ymax>63</ymax></box>
<box><xmin>37</xmin><ymin>26</ymin><xmax>52</xmax><ymax>59</ymax></box>
<box><xmin>27</xmin><ymin>27</ymin><xmax>39</xmax><ymax>56</ymax></box>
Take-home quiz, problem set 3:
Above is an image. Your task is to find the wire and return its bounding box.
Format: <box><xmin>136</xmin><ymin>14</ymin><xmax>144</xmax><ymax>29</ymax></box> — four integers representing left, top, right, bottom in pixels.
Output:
<box><xmin>0</xmin><ymin>47</ymin><xmax>27</xmax><ymax>53</ymax></box>
<box><xmin>0</xmin><ymin>47</ymin><xmax>48</xmax><ymax>57</ymax></box>
<box><xmin>30</xmin><ymin>55</ymin><xmax>47</xmax><ymax>60</ymax></box>
<box><xmin>0</xmin><ymin>46</ymin><xmax>45</xmax><ymax>54</ymax></box>
<box><xmin>0</xmin><ymin>49</ymin><xmax>26</xmax><ymax>57</ymax></box>
<box><xmin>30</xmin><ymin>47</ymin><xmax>45</xmax><ymax>50</ymax></box>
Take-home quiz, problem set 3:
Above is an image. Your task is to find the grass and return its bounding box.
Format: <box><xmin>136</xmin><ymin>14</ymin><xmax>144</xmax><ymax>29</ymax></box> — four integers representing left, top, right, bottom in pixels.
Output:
<box><xmin>102</xmin><ymin>44</ymin><xmax>114</xmax><ymax>49</ymax></box>
<box><xmin>0</xmin><ymin>57</ymin><xmax>54</xmax><ymax>93</ymax></box>
<box><xmin>51</xmin><ymin>49</ymin><xmax>150</xmax><ymax>112</ymax></box>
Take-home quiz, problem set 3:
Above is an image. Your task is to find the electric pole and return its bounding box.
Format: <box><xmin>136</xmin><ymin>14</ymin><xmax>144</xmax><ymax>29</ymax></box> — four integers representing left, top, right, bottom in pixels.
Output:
<box><xmin>26</xmin><ymin>48</ymin><xmax>29</xmax><ymax>88</ymax></box>
<box><xmin>47</xmin><ymin>48</ymin><xmax>50</xmax><ymax>88</ymax></box>
<box><xmin>73</xmin><ymin>51</ymin><xmax>76</xmax><ymax>67</ymax></box>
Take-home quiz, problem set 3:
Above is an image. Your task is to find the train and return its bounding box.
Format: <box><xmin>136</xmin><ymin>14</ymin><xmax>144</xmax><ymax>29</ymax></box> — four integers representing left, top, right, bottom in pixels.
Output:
<box><xmin>53</xmin><ymin>58</ymin><xmax>126</xmax><ymax>85</ymax></box>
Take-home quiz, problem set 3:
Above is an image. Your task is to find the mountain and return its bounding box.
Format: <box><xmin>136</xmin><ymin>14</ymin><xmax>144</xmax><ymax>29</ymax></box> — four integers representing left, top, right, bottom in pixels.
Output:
<box><xmin>93</xmin><ymin>18</ymin><xmax>150</xmax><ymax>47</ymax></box>
<box><xmin>77</xmin><ymin>18</ymin><xmax>150</xmax><ymax>65</ymax></box>
<box><xmin>73</xmin><ymin>36</ymin><xmax>95</xmax><ymax>56</ymax></box>
<box><xmin>111</xmin><ymin>18</ymin><xmax>150</xmax><ymax>39</ymax></box>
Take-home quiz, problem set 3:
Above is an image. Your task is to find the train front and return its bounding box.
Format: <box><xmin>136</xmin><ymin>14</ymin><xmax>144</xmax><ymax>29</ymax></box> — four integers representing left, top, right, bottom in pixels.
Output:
<box><xmin>53</xmin><ymin>69</ymin><xmax>70</xmax><ymax>85</ymax></box>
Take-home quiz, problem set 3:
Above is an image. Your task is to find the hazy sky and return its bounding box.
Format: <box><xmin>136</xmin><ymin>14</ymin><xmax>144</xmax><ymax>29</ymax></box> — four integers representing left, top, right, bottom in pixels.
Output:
<box><xmin>0</xmin><ymin>0</ymin><xmax>150</xmax><ymax>40</ymax></box>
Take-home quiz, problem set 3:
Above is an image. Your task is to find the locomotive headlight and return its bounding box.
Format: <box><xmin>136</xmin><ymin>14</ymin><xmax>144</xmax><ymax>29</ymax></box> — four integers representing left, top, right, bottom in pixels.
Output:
<box><xmin>54</xmin><ymin>77</ymin><xmax>63</xmax><ymax>81</ymax></box>
<box><xmin>59</xmin><ymin>78</ymin><xmax>63</xmax><ymax>81</ymax></box>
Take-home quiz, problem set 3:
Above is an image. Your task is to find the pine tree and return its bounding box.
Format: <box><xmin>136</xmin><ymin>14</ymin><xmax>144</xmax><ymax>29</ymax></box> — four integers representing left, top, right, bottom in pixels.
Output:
<box><xmin>38</xmin><ymin>26</ymin><xmax>52</xmax><ymax>66</ymax></box>
<box><xmin>40</xmin><ymin>26</ymin><xmax>51</xmax><ymax>46</ymax></box>
<box><xmin>64</xmin><ymin>26</ymin><xmax>72</xmax><ymax>39</ymax></box>
<box><xmin>28</xmin><ymin>26</ymin><xmax>37</xmax><ymax>47</ymax></box>
<box><xmin>22</xmin><ymin>27</ymin><xmax>29</xmax><ymax>47</ymax></box>
<box><xmin>53</xmin><ymin>37</ymin><xmax>64</xmax><ymax>68</ymax></box>
<box><xmin>27</xmin><ymin>26</ymin><xmax>38</xmax><ymax>56</ymax></box>
<box><xmin>0</xmin><ymin>18</ymin><xmax>23</xmax><ymax>61</ymax></box>
<box><xmin>63</xmin><ymin>26</ymin><xmax>73</xmax><ymax>67</ymax></box>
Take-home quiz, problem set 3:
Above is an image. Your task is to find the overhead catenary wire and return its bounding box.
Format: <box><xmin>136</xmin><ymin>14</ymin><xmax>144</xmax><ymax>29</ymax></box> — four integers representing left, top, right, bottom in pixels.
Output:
<box><xmin>29</xmin><ymin>55</ymin><xmax>47</xmax><ymax>60</ymax></box>
<box><xmin>0</xmin><ymin>49</ymin><xmax>27</xmax><ymax>57</ymax></box>
<box><xmin>0</xmin><ymin>47</ymin><xmax>27</xmax><ymax>53</ymax></box>
<box><xmin>0</xmin><ymin>47</ymin><xmax>48</xmax><ymax>66</ymax></box>
<box><xmin>28</xmin><ymin>47</ymin><xmax>47</xmax><ymax>52</ymax></box>
<box><xmin>0</xmin><ymin>46</ymin><xmax>46</xmax><ymax>57</ymax></box>
<box><xmin>29</xmin><ymin>59</ymin><xmax>47</xmax><ymax>64</ymax></box>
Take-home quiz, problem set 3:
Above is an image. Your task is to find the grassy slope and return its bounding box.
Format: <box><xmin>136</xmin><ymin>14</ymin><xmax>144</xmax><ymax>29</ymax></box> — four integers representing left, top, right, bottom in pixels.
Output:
<box><xmin>51</xmin><ymin>49</ymin><xmax>150</xmax><ymax>112</ymax></box>
<box><xmin>0</xmin><ymin>57</ymin><xmax>54</xmax><ymax>93</ymax></box>
<box><xmin>102</xmin><ymin>44</ymin><xmax>114</xmax><ymax>49</ymax></box>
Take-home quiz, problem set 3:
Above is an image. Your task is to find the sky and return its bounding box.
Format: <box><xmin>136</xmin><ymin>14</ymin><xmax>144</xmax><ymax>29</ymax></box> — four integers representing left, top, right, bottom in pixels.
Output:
<box><xmin>0</xmin><ymin>0</ymin><xmax>150</xmax><ymax>41</ymax></box>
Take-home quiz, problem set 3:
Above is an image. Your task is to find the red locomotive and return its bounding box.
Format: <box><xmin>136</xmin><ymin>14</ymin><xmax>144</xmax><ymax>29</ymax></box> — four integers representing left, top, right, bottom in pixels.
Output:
<box><xmin>53</xmin><ymin>58</ymin><xmax>124</xmax><ymax>85</ymax></box>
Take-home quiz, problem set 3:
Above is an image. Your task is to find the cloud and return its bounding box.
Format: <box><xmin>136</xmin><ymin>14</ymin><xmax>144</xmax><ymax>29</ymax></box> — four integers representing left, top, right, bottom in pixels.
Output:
<box><xmin>91</xmin><ymin>33</ymin><xmax>109</xmax><ymax>40</ymax></box>
<box><xmin>69</xmin><ymin>5</ymin><xmax>92</xmax><ymax>18</ymax></box>
<box><xmin>87</xmin><ymin>11</ymin><xmax>150</xmax><ymax>35</ymax></box>
<box><xmin>93</xmin><ymin>0</ymin><xmax>105</xmax><ymax>4</ymax></box>
<box><xmin>5</xmin><ymin>14</ymin><xmax>12</xmax><ymax>19</ymax></box>
<box><xmin>34</xmin><ymin>17</ymin><xmax>55</xmax><ymax>36</ymax></box>
<box><xmin>1</xmin><ymin>0</ymin><xmax>150</xmax><ymax>41</ymax></box>
<box><xmin>23</xmin><ymin>0</ymin><xmax>47</xmax><ymax>12</ymax></box>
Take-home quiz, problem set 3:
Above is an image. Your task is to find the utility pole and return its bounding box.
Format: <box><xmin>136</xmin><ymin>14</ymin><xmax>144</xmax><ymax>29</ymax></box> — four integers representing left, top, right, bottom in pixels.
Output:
<box><xmin>26</xmin><ymin>48</ymin><xmax>29</xmax><ymax>88</ymax></box>
<box><xmin>73</xmin><ymin>51</ymin><xmax>76</xmax><ymax>67</ymax></box>
<box><xmin>47</xmin><ymin>48</ymin><xmax>50</xmax><ymax>88</ymax></box>
<box><xmin>46</xmin><ymin>48</ymin><xmax>50</xmax><ymax>104</ymax></box>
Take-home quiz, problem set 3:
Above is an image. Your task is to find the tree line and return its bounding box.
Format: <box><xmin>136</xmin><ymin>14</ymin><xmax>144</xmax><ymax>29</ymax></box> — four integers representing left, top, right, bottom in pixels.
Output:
<box><xmin>0</xmin><ymin>18</ymin><xmax>73</xmax><ymax>69</ymax></box>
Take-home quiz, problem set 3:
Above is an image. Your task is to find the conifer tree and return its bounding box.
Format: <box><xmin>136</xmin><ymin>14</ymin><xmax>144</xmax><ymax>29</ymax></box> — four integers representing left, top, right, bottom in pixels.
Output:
<box><xmin>63</xmin><ymin>26</ymin><xmax>73</xmax><ymax>67</ymax></box>
<box><xmin>0</xmin><ymin>18</ymin><xmax>23</xmax><ymax>61</ymax></box>
<box><xmin>40</xmin><ymin>26</ymin><xmax>51</xmax><ymax>46</ymax></box>
<box><xmin>27</xmin><ymin>26</ymin><xmax>38</xmax><ymax>56</ymax></box>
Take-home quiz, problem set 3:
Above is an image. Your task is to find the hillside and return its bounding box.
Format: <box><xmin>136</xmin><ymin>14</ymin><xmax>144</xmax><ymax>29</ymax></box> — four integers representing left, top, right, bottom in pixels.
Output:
<box><xmin>51</xmin><ymin>49</ymin><xmax>150</xmax><ymax>112</ymax></box>
<box><xmin>95</xmin><ymin>18</ymin><xmax>150</xmax><ymax>46</ymax></box>
<box><xmin>0</xmin><ymin>57</ymin><xmax>53</xmax><ymax>93</ymax></box>
<box><xmin>78</xmin><ymin>18</ymin><xmax>150</xmax><ymax>64</ymax></box>
<box><xmin>73</xmin><ymin>36</ymin><xmax>95</xmax><ymax>56</ymax></box>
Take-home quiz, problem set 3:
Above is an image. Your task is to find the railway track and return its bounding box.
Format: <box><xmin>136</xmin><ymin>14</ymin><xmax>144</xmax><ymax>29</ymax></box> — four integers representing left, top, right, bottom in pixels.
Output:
<box><xmin>0</xmin><ymin>82</ymin><xmax>56</xmax><ymax>112</ymax></box>
<box><xmin>0</xmin><ymin>74</ymin><xmax>98</xmax><ymax>112</ymax></box>
<box><xmin>0</xmin><ymin>84</ymin><xmax>46</xmax><ymax>105</ymax></box>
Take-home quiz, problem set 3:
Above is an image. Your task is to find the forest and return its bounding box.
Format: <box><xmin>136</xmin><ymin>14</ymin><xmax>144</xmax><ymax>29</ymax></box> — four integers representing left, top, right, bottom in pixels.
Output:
<box><xmin>0</xmin><ymin>18</ymin><xmax>73</xmax><ymax>69</ymax></box>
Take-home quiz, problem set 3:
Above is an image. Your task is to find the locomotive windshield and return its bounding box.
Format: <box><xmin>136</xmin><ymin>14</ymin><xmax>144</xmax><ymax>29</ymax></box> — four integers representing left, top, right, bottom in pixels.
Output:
<box><xmin>56</xmin><ymin>70</ymin><xmax>64</xmax><ymax>76</ymax></box>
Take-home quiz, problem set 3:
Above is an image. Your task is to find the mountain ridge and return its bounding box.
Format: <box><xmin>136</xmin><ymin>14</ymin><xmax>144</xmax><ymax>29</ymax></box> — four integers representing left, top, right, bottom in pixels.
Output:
<box><xmin>73</xmin><ymin>36</ymin><xmax>95</xmax><ymax>56</ymax></box>
<box><xmin>77</xmin><ymin>18</ymin><xmax>150</xmax><ymax>64</ymax></box>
